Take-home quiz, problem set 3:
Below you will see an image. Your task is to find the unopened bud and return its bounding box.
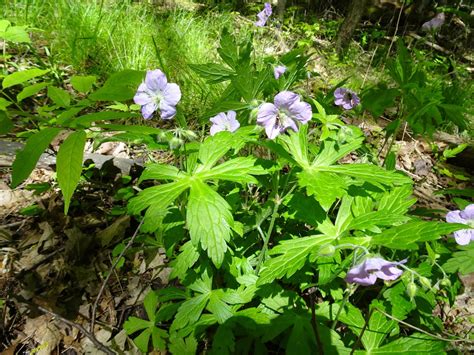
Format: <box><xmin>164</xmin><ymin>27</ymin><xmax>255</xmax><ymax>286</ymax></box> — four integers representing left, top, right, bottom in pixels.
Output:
<box><xmin>169</xmin><ymin>137</ymin><xmax>184</xmax><ymax>150</ymax></box>
<box><xmin>319</xmin><ymin>244</ymin><xmax>336</xmax><ymax>257</ymax></box>
<box><xmin>440</xmin><ymin>278</ymin><xmax>451</xmax><ymax>287</ymax></box>
<box><xmin>419</xmin><ymin>276</ymin><xmax>432</xmax><ymax>289</ymax></box>
<box><xmin>250</xmin><ymin>107</ymin><xmax>259</xmax><ymax>122</ymax></box>
<box><xmin>407</xmin><ymin>282</ymin><xmax>418</xmax><ymax>300</ymax></box>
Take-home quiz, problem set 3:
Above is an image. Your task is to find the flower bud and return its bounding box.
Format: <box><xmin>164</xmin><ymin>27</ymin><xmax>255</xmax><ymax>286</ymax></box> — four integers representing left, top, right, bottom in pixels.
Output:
<box><xmin>169</xmin><ymin>137</ymin><xmax>184</xmax><ymax>150</ymax></box>
<box><xmin>319</xmin><ymin>244</ymin><xmax>336</xmax><ymax>257</ymax></box>
<box><xmin>249</xmin><ymin>107</ymin><xmax>259</xmax><ymax>122</ymax></box>
<box><xmin>407</xmin><ymin>282</ymin><xmax>418</xmax><ymax>300</ymax></box>
<box><xmin>439</xmin><ymin>278</ymin><xmax>451</xmax><ymax>287</ymax></box>
<box><xmin>419</xmin><ymin>276</ymin><xmax>432</xmax><ymax>289</ymax></box>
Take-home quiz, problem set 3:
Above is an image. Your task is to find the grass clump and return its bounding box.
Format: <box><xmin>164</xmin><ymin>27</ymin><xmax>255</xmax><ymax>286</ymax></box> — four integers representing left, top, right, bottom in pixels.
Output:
<box><xmin>1</xmin><ymin>0</ymin><xmax>251</xmax><ymax>120</ymax></box>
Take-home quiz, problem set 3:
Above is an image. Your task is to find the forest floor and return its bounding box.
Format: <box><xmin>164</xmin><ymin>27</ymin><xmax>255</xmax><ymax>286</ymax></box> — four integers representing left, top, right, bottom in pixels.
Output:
<box><xmin>1</xmin><ymin>3</ymin><xmax>474</xmax><ymax>354</ymax></box>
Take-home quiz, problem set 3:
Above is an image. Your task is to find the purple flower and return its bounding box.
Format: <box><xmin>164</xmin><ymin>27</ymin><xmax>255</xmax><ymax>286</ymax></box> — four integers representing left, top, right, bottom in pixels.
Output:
<box><xmin>446</xmin><ymin>204</ymin><xmax>474</xmax><ymax>245</ymax></box>
<box><xmin>257</xmin><ymin>91</ymin><xmax>312</xmax><ymax>139</ymax></box>
<box><xmin>209</xmin><ymin>110</ymin><xmax>240</xmax><ymax>136</ymax></box>
<box><xmin>255</xmin><ymin>3</ymin><xmax>272</xmax><ymax>27</ymax></box>
<box><xmin>334</xmin><ymin>87</ymin><xmax>360</xmax><ymax>110</ymax></box>
<box><xmin>274</xmin><ymin>65</ymin><xmax>287</xmax><ymax>79</ymax></box>
<box><xmin>422</xmin><ymin>13</ymin><xmax>445</xmax><ymax>32</ymax></box>
<box><xmin>346</xmin><ymin>257</ymin><xmax>406</xmax><ymax>286</ymax></box>
<box><xmin>134</xmin><ymin>69</ymin><xmax>181</xmax><ymax>120</ymax></box>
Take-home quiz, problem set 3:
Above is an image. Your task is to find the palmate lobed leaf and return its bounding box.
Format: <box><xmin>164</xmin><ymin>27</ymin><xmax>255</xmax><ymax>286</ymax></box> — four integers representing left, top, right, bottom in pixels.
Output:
<box><xmin>197</xmin><ymin>156</ymin><xmax>265</xmax><ymax>184</ymax></box>
<box><xmin>317</xmin><ymin>164</ymin><xmax>411</xmax><ymax>186</ymax></box>
<box><xmin>443</xmin><ymin>243</ymin><xmax>474</xmax><ymax>275</ymax></box>
<box><xmin>354</xmin><ymin>334</ymin><xmax>446</xmax><ymax>354</ymax></box>
<box><xmin>128</xmin><ymin>179</ymin><xmax>190</xmax><ymax>215</ymax></box>
<box><xmin>187</xmin><ymin>180</ymin><xmax>233</xmax><ymax>267</ymax></box>
<box><xmin>257</xmin><ymin>234</ymin><xmax>337</xmax><ymax>285</ymax></box>
<box><xmin>370</xmin><ymin>221</ymin><xmax>469</xmax><ymax>249</ymax></box>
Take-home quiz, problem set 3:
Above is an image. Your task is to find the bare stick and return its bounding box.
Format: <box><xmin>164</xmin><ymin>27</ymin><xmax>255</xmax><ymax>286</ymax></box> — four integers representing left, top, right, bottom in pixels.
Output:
<box><xmin>90</xmin><ymin>219</ymin><xmax>144</xmax><ymax>333</ymax></box>
<box><xmin>36</xmin><ymin>305</ymin><xmax>115</xmax><ymax>355</ymax></box>
<box><xmin>385</xmin><ymin>1</ymin><xmax>405</xmax><ymax>61</ymax></box>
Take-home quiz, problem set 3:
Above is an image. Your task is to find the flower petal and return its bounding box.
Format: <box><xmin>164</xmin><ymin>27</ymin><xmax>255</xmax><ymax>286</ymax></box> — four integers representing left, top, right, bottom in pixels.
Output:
<box><xmin>210</xmin><ymin>112</ymin><xmax>227</xmax><ymax>126</ymax></box>
<box><xmin>460</xmin><ymin>204</ymin><xmax>474</xmax><ymax>220</ymax></box>
<box><xmin>274</xmin><ymin>65</ymin><xmax>287</xmax><ymax>79</ymax></box>
<box><xmin>141</xmin><ymin>102</ymin><xmax>157</xmax><ymax>120</ymax></box>
<box><xmin>446</xmin><ymin>210</ymin><xmax>465</xmax><ymax>224</ymax></box>
<box><xmin>265</xmin><ymin>123</ymin><xmax>283</xmax><ymax>139</ymax></box>
<box><xmin>134</xmin><ymin>91</ymin><xmax>153</xmax><ymax>106</ymax></box>
<box><xmin>334</xmin><ymin>88</ymin><xmax>347</xmax><ymax>99</ymax></box>
<box><xmin>257</xmin><ymin>103</ymin><xmax>278</xmax><ymax>126</ymax></box>
<box><xmin>377</xmin><ymin>265</ymin><xmax>403</xmax><ymax>281</ymax></box>
<box><xmin>160</xmin><ymin>101</ymin><xmax>177</xmax><ymax>120</ymax></box>
<box><xmin>210</xmin><ymin>124</ymin><xmax>224</xmax><ymax>136</ymax></box>
<box><xmin>288</xmin><ymin>101</ymin><xmax>312</xmax><ymax>124</ymax></box>
<box><xmin>274</xmin><ymin>91</ymin><xmax>299</xmax><ymax>109</ymax></box>
<box><xmin>163</xmin><ymin>83</ymin><xmax>181</xmax><ymax>106</ymax></box>
<box><xmin>280</xmin><ymin>113</ymin><xmax>298</xmax><ymax>132</ymax></box>
<box><xmin>454</xmin><ymin>230</ymin><xmax>474</xmax><ymax>245</ymax></box>
<box><xmin>145</xmin><ymin>69</ymin><xmax>168</xmax><ymax>92</ymax></box>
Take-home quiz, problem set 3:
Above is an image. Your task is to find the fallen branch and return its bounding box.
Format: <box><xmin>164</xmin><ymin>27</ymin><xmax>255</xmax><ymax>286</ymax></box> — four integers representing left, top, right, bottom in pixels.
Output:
<box><xmin>90</xmin><ymin>219</ymin><xmax>144</xmax><ymax>333</ymax></box>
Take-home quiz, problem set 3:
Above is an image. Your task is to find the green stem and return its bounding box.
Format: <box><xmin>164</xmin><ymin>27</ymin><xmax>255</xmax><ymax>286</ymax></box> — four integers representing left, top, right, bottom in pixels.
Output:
<box><xmin>255</xmin><ymin>196</ymin><xmax>281</xmax><ymax>274</ymax></box>
<box><xmin>331</xmin><ymin>286</ymin><xmax>356</xmax><ymax>330</ymax></box>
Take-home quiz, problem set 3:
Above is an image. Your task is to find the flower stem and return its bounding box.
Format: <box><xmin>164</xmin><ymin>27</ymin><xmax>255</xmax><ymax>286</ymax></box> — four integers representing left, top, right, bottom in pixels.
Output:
<box><xmin>331</xmin><ymin>285</ymin><xmax>357</xmax><ymax>330</ymax></box>
<box><xmin>255</xmin><ymin>195</ymin><xmax>281</xmax><ymax>274</ymax></box>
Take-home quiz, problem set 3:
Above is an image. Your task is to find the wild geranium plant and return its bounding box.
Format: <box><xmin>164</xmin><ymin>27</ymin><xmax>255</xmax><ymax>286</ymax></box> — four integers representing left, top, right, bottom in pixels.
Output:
<box><xmin>122</xmin><ymin>29</ymin><xmax>470</xmax><ymax>353</ymax></box>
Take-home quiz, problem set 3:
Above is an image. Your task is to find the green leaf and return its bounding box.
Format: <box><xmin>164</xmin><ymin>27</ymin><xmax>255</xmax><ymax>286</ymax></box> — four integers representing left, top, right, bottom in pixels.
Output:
<box><xmin>312</xmin><ymin>138</ymin><xmax>364</xmax><ymax>167</ymax></box>
<box><xmin>378</xmin><ymin>185</ymin><xmax>416</xmax><ymax>214</ymax></box>
<box><xmin>362</xmin><ymin>85</ymin><xmax>399</xmax><ymax>117</ymax></box>
<box><xmin>57</xmin><ymin>130</ymin><xmax>87</xmax><ymax>214</ymax></box>
<box><xmin>128</xmin><ymin>179</ymin><xmax>190</xmax><ymax>215</ymax></box>
<box><xmin>123</xmin><ymin>316</ymin><xmax>152</xmax><ymax>334</ymax></box>
<box><xmin>172</xmin><ymin>293</ymin><xmax>210</xmax><ymax>331</ymax></box>
<box><xmin>349</xmin><ymin>210</ymin><xmax>409</xmax><ymax>231</ymax></box>
<box><xmin>198</xmin><ymin>156</ymin><xmax>265</xmax><ymax>184</ymax></box>
<box><xmin>0</xmin><ymin>97</ymin><xmax>12</xmax><ymax>111</ymax></box>
<box><xmin>0</xmin><ymin>111</ymin><xmax>13</xmax><ymax>134</ymax></box>
<box><xmin>151</xmin><ymin>327</ymin><xmax>168</xmax><ymax>351</ymax></box>
<box><xmin>189</xmin><ymin>63</ymin><xmax>234</xmax><ymax>83</ymax></box>
<box><xmin>170</xmin><ymin>241</ymin><xmax>200</xmax><ymax>280</ymax></box>
<box><xmin>298</xmin><ymin>170</ymin><xmax>347</xmax><ymax>210</ymax></box>
<box><xmin>187</xmin><ymin>180</ymin><xmax>233</xmax><ymax>267</ymax></box>
<box><xmin>17</xmin><ymin>82</ymin><xmax>49</xmax><ymax>102</ymax></box>
<box><xmin>204</xmin><ymin>100</ymin><xmax>251</xmax><ymax>119</ymax></box>
<box><xmin>258</xmin><ymin>234</ymin><xmax>337</xmax><ymax>284</ymax></box>
<box><xmin>0</xmin><ymin>20</ymin><xmax>30</xmax><ymax>43</ymax></box>
<box><xmin>362</xmin><ymin>305</ymin><xmax>396</xmax><ymax>351</ymax></box>
<box><xmin>96</xmin><ymin>123</ymin><xmax>162</xmax><ymax>135</ymax></box>
<box><xmin>71</xmin><ymin>111</ymin><xmax>139</xmax><ymax>128</ymax></box>
<box><xmin>443</xmin><ymin>243</ymin><xmax>474</xmax><ymax>275</ymax></box>
<box><xmin>195</xmin><ymin>132</ymin><xmax>235</xmax><ymax>172</ymax></box>
<box><xmin>207</xmin><ymin>292</ymin><xmax>234</xmax><ymax>324</ymax></box>
<box><xmin>144</xmin><ymin>291</ymin><xmax>159</xmax><ymax>322</ymax></box>
<box><xmin>133</xmin><ymin>327</ymin><xmax>152</xmax><ymax>353</ymax></box>
<box><xmin>2</xmin><ymin>68</ymin><xmax>49</xmax><ymax>89</ymax></box>
<box><xmin>371</xmin><ymin>221</ymin><xmax>469</xmax><ymax>249</ymax></box>
<box><xmin>11</xmin><ymin>127</ymin><xmax>62</xmax><ymax>187</ymax></box>
<box><xmin>366</xmin><ymin>334</ymin><xmax>445</xmax><ymax>354</ymax></box>
<box><xmin>47</xmin><ymin>86</ymin><xmax>70</xmax><ymax>108</ymax></box>
<box><xmin>140</xmin><ymin>164</ymin><xmax>185</xmax><ymax>182</ymax></box>
<box><xmin>169</xmin><ymin>334</ymin><xmax>198</xmax><ymax>355</ymax></box>
<box><xmin>89</xmin><ymin>69</ymin><xmax>144</xmax><ymax>101</ymax></box>
<box><xmin>319</xmin><ymin>164</ymin><xmax>411</xmax><ymax>186</ymax></box>
<box><xmin>70</xmin><ymin>75</ymin><xmax>96</xmax><ymax>93</ymax></box>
